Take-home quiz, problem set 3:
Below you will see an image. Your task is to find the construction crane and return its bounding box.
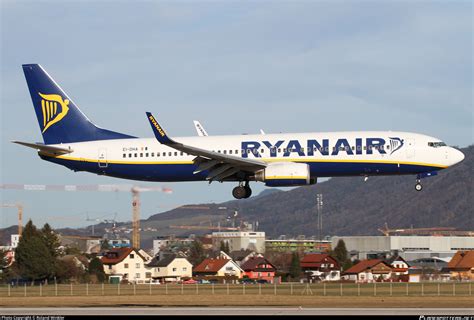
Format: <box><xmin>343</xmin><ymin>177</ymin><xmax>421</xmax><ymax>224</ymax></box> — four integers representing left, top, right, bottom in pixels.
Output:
<box><xmin>378</xmin><ymin>223</ymin><xmax>474</xmax><ymax>237</ymax></box>
<box><xmin>169</xmin><ymin>225</ymin><xmax>241</xmax><ymax>231</ymax></box>
<box><xmin>1</xmin><ymin>184</ymin><xmax>173</xmax><ymax>248</ymax></box>
<box><xmin>1</xmin><ymin>203</ymin><xmax>23</xmax><ymax>237</ymax></box>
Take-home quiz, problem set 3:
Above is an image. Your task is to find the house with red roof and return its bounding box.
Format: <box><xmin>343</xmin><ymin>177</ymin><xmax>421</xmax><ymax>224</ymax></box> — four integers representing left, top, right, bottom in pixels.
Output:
<box><xmin>300</xmin><ymin>253</ymin><xmax>341</xmax><ymax>282</ymax></box>
<box><xmin>240</xmin><ymin>257</ymin><xmax>277</xmax><ymax>283</ymax></box>
<box><xmin>101</xmin><ymin>248</ymin><xmax>152</xmax><ymax>284</ymax></box>
<box><xmin>193</xmin><ymin>252</ymin><xmax>243</xmax><ymax>281</ymax></box>
<box><xmin>385</xmin><ymin>255</ymin><xmax>410</xmax><ymax>275</ymax></box>
<box><xmin>447</xmin><ymin>250</ymin><xmax>474</xmax><ymax>281</ymax></box>
<box><xmin>342</xmin><ymin>259</ymin><xmax>393</xmax><ymax>283</ymax></box>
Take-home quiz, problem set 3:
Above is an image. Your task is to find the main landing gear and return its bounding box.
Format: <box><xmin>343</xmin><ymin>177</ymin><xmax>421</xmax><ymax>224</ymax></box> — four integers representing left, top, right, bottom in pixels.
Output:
<box><xmin>232</xmin><ymin>181</ymin><xmax>252</xmax><ymax>199</ymax></box>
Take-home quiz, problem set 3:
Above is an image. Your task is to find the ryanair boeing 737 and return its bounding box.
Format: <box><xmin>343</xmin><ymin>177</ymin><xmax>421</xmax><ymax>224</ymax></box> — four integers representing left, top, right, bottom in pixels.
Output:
<box><xmin>15</xmin><ymin>64</ymin><xmax>465</xmax><ymax>199</ymax></box>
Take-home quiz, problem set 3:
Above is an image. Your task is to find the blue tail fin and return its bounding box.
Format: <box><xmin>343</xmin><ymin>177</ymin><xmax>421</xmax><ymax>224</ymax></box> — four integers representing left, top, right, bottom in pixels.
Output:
<box><xmin>22</xmin><ymin>64</ymin><xmax>135</xmax><ymax>144</ymax></box>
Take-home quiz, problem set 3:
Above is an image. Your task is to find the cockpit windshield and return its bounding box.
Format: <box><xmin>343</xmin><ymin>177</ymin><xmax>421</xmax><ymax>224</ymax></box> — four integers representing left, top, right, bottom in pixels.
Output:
<box><xmin>428</xmin><ymin>142</ymin><xmax>447</xmax><ymax>148</ymax></box>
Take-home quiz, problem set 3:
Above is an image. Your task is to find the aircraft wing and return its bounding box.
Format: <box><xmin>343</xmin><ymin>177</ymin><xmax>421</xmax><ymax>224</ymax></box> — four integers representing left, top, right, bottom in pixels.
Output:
<box><xmin>146</xmin><ymin>112</ymin><xmax>267</xmax><ymax>182</ymax></box>
<box><xmin>12</xmin><ymin>141</ymin><xmax>73</xmax><ymax>155</ymax></box>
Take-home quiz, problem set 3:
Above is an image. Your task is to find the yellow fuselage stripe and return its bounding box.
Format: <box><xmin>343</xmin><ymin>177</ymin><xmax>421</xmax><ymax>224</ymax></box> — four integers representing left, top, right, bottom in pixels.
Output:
<box><xmin>51</xmin><ymin>155</ymin><xmax>447</xmax><ymax>169</ymax></box>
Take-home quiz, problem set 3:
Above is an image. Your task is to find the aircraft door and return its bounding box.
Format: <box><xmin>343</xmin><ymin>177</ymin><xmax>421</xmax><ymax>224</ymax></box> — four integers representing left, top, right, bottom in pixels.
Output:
<box><xmin>98</xmin><ymin>148</ymin><xmax>108</xmax><ymax>168</ymax></box>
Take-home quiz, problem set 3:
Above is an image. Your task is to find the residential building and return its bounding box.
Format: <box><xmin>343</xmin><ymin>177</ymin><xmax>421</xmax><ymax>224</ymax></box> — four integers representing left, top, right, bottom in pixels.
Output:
<box><xmin>240</xmin><ymin>256</ymin><xmax>277</xmax><ymax>283</ymax></box>
<box><xmin>385</xmin><ymin>255</ymin><xmax>410</xmax><ymax>275</ymax></box>
<box><xmin>193</xmin><ymin>252</ymin><xmax>243</xmax><ymax>280</ymax></box>
<box><xmin>212</xmin><ymin>232</ymin><xmax>266</xmax><ymax>253</ymax></box>
<box><xmin>342</xmin><ymin>259</ymin><xmax>393</xmax><ymax>283</ymax></box>
<box><xmin>300</xmin><ymin>253</ymin><xmax>341</xmax><ymax>282</ymax></box>
<box><xmin>153</xmin><ymin>236</ymin><xmax>195</xmax><ymax>256</ymax></box>
<box><xmin>101</xmin><ymin>248</ymin><xmax>152</xmax><ymax>284</ymax></box>
<box><xmin>147</xmin><ymin>253</ymin><xmax>193</xmax><ymax>283</ymax></box>
<box><xmin>332</xmin><ymin>236</ymin><xmax>474</xmax><ymax>261</ymax></box>
<box><xmin>447</xmin><ymin>250</ymin><xmax>474</xmax><ymax>281</ymax></box>
<box><xmin>229</xmin><ymin>250</ymin><xmax>259</xmax><ymax>266</ymax></box>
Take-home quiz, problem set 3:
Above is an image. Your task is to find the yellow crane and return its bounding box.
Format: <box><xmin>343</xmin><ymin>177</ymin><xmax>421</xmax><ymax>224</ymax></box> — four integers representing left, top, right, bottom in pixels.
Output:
<box><xmin>1</xmin><ymin>203</ymin><xmax>23</xmax><ymax>237</ymax></box>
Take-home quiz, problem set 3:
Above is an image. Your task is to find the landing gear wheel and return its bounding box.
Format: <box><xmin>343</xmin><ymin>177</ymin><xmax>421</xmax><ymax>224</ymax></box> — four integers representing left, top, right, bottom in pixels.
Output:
<box><xmin>415</xmin><ymin>183</ymin><xmax>423</xmax><ymax>191</ymax></box>
<box><xmin>244</xmin><ymin>186</ymin><xmax>252</xmax><ymax>199</ymax></box>
<box><xmin>232</xmin><ymin>186</ymin><xmax>247</xmax><ymax>199</ymax></box>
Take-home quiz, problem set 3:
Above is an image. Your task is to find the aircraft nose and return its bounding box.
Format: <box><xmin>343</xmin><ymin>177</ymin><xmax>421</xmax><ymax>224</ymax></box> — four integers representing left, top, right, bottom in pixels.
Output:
<box><xmin>449</xmin><ymin>148</ymin><xmax>465</xmax><ymax>165</ymax></box>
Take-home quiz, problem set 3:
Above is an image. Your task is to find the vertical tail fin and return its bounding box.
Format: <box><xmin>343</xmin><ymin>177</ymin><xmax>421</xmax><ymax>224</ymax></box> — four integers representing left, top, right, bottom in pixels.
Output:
<box><xmin>22</xmin><ymin>64</ymin><xmax>134</xmax><ymax>144</ymax></box>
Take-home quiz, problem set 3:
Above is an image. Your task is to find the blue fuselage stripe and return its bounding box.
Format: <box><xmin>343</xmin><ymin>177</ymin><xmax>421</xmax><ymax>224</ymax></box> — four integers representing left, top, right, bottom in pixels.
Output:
<box><xmin>41</xmin><ymin>156</ymin><xmax>444</xmax><ymax>182</ymax></box>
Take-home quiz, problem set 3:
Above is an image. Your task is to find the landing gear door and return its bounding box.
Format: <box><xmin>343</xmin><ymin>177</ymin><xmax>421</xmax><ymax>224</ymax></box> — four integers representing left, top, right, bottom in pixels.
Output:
<box><xmin>405</xmin><ymin>139</ymin><xmax>415</xmax><ymax>159</ymax></box>
<box><xmin>98</xmin><ymin>148</ymin><xmax>108</xmax><ymax>168</ymax></box>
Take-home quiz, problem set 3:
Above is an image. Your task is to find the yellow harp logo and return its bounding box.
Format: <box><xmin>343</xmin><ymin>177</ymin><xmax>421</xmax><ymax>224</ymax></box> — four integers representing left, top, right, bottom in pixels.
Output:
<box><xmin>38</xmin><ymin>93</ymin><xmax>70</xmax><ymax>133</ymax></box>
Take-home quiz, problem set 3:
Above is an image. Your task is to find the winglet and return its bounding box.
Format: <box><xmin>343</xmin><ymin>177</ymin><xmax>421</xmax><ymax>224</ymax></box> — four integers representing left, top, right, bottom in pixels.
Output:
<box><xmin>146</xmin><ymin>112</ymin><xmax>173</xmax><ymax>145</ymax></box>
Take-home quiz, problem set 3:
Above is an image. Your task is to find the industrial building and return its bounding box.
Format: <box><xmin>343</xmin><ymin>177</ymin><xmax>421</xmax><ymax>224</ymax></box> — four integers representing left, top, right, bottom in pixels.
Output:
<box><xmin>332</xmin><ymin>236</ymin><xmax>474</xmax><ymax>261</ymax></box>
<box><xmin>212</xmin><ymin>231</ymin><xmax>266</xmax><ymax>253</ymax></box>
<box><xmin>266</xmin><ymin>237</ymin><xmax>331</xmax><ymax>253</ymax></box>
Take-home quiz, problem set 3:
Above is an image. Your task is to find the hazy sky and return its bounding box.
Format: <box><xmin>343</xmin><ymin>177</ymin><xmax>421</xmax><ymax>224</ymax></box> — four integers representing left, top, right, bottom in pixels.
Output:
<box><xmin>1</xmin><ymin>1</ymin><xmax>472</xmax><ymax>231</ymax></box>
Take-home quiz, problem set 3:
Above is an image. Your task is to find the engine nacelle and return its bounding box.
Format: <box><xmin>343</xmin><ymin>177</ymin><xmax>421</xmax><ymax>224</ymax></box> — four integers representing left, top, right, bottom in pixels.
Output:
<box><xmin>255</xmin><ymin>162</ymin><xmax>316</xmax><ymax>187</ymax></box>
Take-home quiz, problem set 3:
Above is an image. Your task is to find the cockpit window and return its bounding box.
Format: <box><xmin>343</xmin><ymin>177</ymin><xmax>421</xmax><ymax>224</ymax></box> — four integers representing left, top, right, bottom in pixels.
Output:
<box><xmin>428</xmin><ymin>142</ymin><xmax>447</xmax><ymax>148</ymax></box>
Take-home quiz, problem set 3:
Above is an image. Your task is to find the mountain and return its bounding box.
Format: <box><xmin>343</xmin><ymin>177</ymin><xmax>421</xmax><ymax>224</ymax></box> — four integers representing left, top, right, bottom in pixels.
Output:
<box><xmin>1</xmin><ymin>145</ymin><xmax>472</xmax><ymax>249</ymax></box>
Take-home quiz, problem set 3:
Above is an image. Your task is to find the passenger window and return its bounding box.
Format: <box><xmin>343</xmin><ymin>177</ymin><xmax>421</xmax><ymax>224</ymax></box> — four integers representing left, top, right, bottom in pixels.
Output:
<box><xmin>129</xmin><ymin>153</ymin><xmax>132</xmax><ymax>158</ymax></box>
<box><xmin>223</xmin><ymin>150</ymin><xmax>227</xmax><ymax>154</ymax></box>
<box><xmin>278</xmin><ymin>148</ymin><xmax>281</xmax><ymax>153</ymax></box>
<box><xmin>174</xmin><ymin>152</ymin><xmax>178</xmax><ymax>156</ymax></box>
<box><xmin>151</xmin><ymin>152</ymin><xmax>154</xmax><ymax>157</ymax></box>
<box><xmin>169</xmin><ymin>152</ymin><xmax>172</xmax><ymax>156</ymax></box>
<box><xmin>140</xmin><ymin>153</ymin><xmax>143</xmax><ymax>157</ymax></box>
<box><xmin>236</xmin><ymin>150</ymin><xmax>239</xmax><ymax>154</ymax></box>
<box><xmin>157</xmin><ymin>152</ymin><xmax>160</xmax><ymax>157</ymax></box>
<box><xmin>229</xmin><ymin>150</ymin><xmax>233</xmax><ymax>155</ymax></box>
<box><xmin>261</xmin><ymin>149</ymin><xmax>264</xmax><ymax>153</ymax></box>
<box><xmin>123</xmin><ymin>154</ymin><xmax>126</xmax><ymax>158</ymax></box>
<box><xmin>134</xmin><ymin>153</ymin><xmax>138</xmax><ymax>157</ymax></box>
<box><xmin>146</xmin><ymin>153</ymin><xmax>149</xmax><ymax>157</ymax></box>
<box><xmin>351</xmin><ymin>146</ymin><xmax>355</xmax><ymax>150</ymax></box>
<box><xmin>145</xmin><ymin>147</ymin><xmax>148</xmax><ymax>151</ymax></box>
<box><xmin>180</xmin><ymin>152</ymin><xmax>183</xmax><ymax>156</ymax></box>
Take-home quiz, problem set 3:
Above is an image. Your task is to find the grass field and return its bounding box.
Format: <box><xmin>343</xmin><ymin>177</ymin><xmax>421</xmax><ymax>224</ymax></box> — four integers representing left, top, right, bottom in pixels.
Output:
<box><xmin>0</xmin><ymin>283</ymin><xmax>472</xmax><ymax>308</ymax></box>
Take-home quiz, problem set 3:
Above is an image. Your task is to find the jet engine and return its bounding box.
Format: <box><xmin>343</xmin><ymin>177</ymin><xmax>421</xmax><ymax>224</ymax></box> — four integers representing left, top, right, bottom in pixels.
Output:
<box><xmin>255</xmin><ymin>162</ymin><xmax>316</xmax><ymax>187</ymax></box>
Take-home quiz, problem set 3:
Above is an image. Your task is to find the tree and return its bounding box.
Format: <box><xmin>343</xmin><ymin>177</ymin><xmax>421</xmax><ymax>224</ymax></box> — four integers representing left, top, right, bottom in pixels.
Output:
<box><xmin>333</xmin><ymin>239</ymin><xmax>352</xmax><ymax>271</ymax></box>
<box><xmin>188</xmin><ymin>240</ymin><xmax>206</xmax><ymax>266</ymax></box>
<box><xmin>14</xmin><ymin>220</ymin><xmax>56</xmax><ymax>281</ymax></box>
<box><xmin>220</xmin><ymin>241</ymin><xmax>230</xmax><ymax>254</ymax></box>
<box><xmin>289</xmin><ymin>252</ymin><xmax>301</xmax><ymax>280</ymax></box>
<box><xmin>88</xmin><ymin>257</ymin><xmax>106</xmax><ymax>283</ymax></box>
<box><xmin>41</xmin><ymin>223</ymin><xmax>61</xmax><ymax>259</ymax></box>
<box><xmin>100</xmin><ymin>239</ymin><xmax>110</xmax><ymax>251</ymax></box>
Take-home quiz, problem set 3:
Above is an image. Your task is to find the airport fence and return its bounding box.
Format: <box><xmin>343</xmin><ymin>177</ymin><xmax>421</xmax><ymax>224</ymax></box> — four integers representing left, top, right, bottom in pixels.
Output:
<box><xmin>0</xmin><ymin>282</ymin><xmax>472</xmax><ymax>298</ymax></box>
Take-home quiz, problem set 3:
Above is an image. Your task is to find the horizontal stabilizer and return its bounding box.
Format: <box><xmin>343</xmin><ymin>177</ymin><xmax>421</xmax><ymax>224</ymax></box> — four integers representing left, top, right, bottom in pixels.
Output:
<box><xmin>12</xmin><ymin>141</ymin><xmax>73</xmax><ymax>155</ymax></box>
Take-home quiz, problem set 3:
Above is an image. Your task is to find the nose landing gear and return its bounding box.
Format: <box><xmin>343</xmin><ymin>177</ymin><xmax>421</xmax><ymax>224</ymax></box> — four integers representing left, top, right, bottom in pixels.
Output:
<box><xmin>415</xmin><ymin>179</ymin><xmax>423</xmax><ymax>191</ymax></box>
<box><xmin>232</xmin><ymin>181</ymin><xmax>252</xmax><ymax>199</ymax></box>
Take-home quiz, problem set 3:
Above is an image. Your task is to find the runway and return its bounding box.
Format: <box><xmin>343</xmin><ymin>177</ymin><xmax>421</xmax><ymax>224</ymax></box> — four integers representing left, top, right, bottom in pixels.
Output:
<box><xmin>1</xmin><ymin>307</ymin><xmax>473</xmax><ymax>316</ymax></box>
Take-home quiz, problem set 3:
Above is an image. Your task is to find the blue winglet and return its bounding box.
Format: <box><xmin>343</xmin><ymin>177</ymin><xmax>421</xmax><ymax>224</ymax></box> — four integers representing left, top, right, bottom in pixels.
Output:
<box><xmin>146</xmin><ymin>112</ymin><xmax>173</xmax><ymax>145</ymax></box>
